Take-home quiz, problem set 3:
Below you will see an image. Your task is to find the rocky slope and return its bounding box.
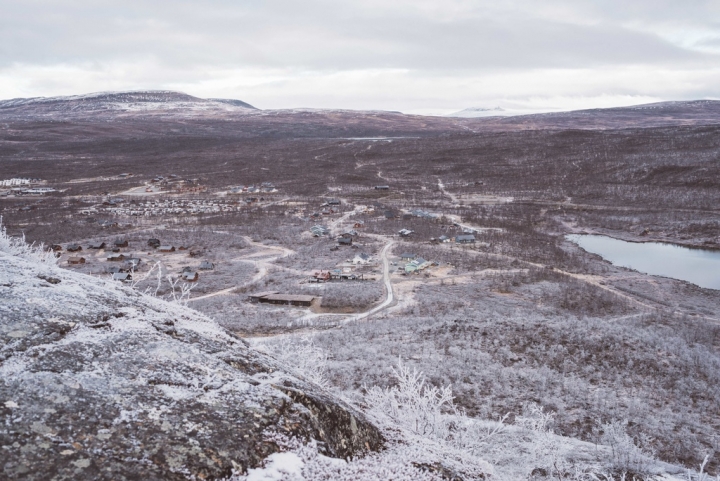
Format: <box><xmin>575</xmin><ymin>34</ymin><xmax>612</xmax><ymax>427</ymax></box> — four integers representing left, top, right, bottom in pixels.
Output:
<box><xmin>0</xmin><ymin>246</ymin><xmax>382</xmax><ymax>480</ymax></box>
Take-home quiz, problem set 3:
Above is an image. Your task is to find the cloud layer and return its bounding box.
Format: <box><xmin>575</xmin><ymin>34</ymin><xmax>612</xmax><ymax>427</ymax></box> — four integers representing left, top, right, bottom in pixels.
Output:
<box><xmin>1</xmin><ymin>0</ymin><xmax>719</xmax><ymax>113</ymax></box>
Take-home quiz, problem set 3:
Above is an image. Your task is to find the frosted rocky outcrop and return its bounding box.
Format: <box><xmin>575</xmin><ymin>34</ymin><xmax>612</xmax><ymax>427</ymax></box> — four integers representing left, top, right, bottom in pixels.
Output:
<box><xmin>0</xmin><ymin>249</ymin><xmax>382</xmax><ymax>479</ymax></box>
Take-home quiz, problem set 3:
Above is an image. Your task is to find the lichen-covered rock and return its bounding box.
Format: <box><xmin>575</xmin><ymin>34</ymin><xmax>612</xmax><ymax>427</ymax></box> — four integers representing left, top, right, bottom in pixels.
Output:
<box><xmin>0</xmin><ymin>251</ymin><xmax>383</xmax><ymax>480</ymax></box>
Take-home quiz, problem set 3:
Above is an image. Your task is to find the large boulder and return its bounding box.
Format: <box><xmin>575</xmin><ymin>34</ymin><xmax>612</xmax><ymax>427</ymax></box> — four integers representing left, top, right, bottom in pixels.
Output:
<box><xmin>0</xmin><ymin>250</ymin><xmax>383</xmax><ymax>480</ymax></box>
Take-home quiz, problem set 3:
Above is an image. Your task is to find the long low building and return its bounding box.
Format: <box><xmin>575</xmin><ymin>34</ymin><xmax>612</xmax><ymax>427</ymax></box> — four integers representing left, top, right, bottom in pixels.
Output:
<box><xmin>248</xmin><ymin>291</ymin><xmax>316</xmax><ymax>307</ymax></box>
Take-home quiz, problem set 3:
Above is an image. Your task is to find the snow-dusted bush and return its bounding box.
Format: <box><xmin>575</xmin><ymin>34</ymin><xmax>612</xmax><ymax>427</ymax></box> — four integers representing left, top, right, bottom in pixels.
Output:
<box><xmin>601</xmin><ymin>420</ymin><xmax>655</xmax><ymax>474</ymax></box>
<box><xmin>364</xmin><ymin>359</ymin><xmax>508</xmax><ymax>455</ymax></box>
<box><xmin>260</xmin><ymin>336</ymin><xmax>329</xmax><ymax>387</ymax></box>
<box><xmin>365</xmin><ymin>358</ymin><xmax>457</xmax><ymax>439</ymax></box>
<box><xmin>0</xmin><ymin>218</ymin><xmax>56</xmax><ymax>264</ymax></box>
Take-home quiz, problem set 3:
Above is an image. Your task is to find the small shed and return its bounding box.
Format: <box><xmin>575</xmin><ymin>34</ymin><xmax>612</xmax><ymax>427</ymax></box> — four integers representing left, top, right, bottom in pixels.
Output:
<box><xmin>248</xmin><ymin>291</ymin><xmax>280</xmax><ymax>303</ymax></box>
<box><xmin>338</xmin><ymin>237</ymin><xmax>353</xmax><ymax>246</ymax></box>
<box><xmin>66</xmin><ymin>244</ymin><xmax>82</xmax><ymax>252</ymax></box>
<box><xmin>398</xmin><ymin>229</ymin><xmax>414</xmax><ymax>237</ymax></box>
<box><xmin>114</xmin><ymin>238</ymin><xmax>128</xmax><ymax>248</ymax></box>
<box><xmin>159</xmin><ymin>245</ymin><xmax>176</xmax><ymax>253</ymax></box>
<box><xmin>147</xmin><ymin>238</ymin><xmax>161</xmax><ymax>248</ymax></box>
<box><xmin>88</xmin><ymin>242</ymin><xmax>106</xmax><ymax>249</ymax></box>
<box><xmin>125</xmin><ymin>258</ymin><xmax>141</xmax><ymax>268</ymax></box>
<box><xmin>50</xmin><ymin>244</ymin><xmax>63</xmax><ymax>252</ymax></box>
<box><xmin>263</xmin><ymin>294</ymin><xmax>316</xmax><ymax>307</ymax></box>
<box><xmin>182</xmin><ymin>271</ymin><xmax>199</xmax><ymax>282</ymax></box>
<box><xmin>112</xmin><ymin>272</ymin><xmax>132</xmax><ymax>282</ymax></box>
<box><xmin>199</xmin><ymin>261</ymin><xmax>214</xmax><ymax>270</ymax></box>
<box><xmin>67</xmin><ymin>257</ymin><xmax>85</xmax><ymax>265</ymax></box>
<box><xmin>456</xmin><ymin>234</ymin><xmax>476</xmax><ymax>244</ymax></box>
<box><xmin>352</xmin><ymin>253</ymin><xmax>371</xmax><ymax>265</ymax></box>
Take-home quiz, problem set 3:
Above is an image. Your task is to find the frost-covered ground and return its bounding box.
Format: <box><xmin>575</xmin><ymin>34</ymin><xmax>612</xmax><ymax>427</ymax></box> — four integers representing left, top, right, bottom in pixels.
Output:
<box><xmin>3</xmin><ymin>225</ymin><xmax>702</xmax><ymax>480</ymax></box>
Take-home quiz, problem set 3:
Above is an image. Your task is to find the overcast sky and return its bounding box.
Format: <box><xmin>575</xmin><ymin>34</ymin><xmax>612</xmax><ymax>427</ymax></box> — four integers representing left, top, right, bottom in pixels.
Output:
<box><xmin>1</xmin><ymin>0</ymin><xmax>719</xmax><ymax>114</ymax></box>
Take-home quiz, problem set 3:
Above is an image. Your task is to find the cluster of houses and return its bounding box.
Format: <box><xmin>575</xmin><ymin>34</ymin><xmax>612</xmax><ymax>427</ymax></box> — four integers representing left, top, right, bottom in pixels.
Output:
<box><xmin>62</xmin><ymin>237</ymin><xmax>214</xmax><ymax>283</ymax></box>
<box><xmin>398</xmin><ymin>253</ymin><xmax>434</xmax><ymax>274</ymax></box>
<box><xmin>99</xmin><ymin>199</ymin><xmax>243</xmax><ymax>217</ymax></box>
<box><xmin>228</xmin><ymin>182</ymin><xmax>277</xmax><ymax>194</ymax></box>
<box><xmin>0</xmin><ymin>182</ymin><xmax>56</xmax><ymax>196</ymax></box>
<box><xmin>310</xmin><ymin>252</ymin><xmax>374</xmax><ymax>283</ymax></box>
<box><xmin>144</xmin><ymin>176</ymin><xmax>206</xmax><ymax>194</ymax></box>
<box><xmin>0</xmin><ymin>178</ymin><xmax>43</xmax><ymax>187</ymax></box>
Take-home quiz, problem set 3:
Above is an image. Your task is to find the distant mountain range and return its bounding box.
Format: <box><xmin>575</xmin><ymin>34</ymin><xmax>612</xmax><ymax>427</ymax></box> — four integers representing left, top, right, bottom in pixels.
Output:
<box><xmin>446</xmin><ymin>106</ymin><xmax>506</xmax><ymax>118</ymax></box>
<box><xmin>1</xmin><ymin>90</ymin><xmax>720</xmax><ymax>132</ymax></box>
<box><xmin>0</xmin><ymin>90</ymin><xmax>257</xmax><ymax>115</ymax></box>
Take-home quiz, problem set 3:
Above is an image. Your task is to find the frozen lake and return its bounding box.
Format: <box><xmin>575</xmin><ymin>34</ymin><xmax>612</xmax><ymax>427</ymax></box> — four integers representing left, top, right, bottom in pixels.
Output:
<box><xmin>567</xmin><ymin>234</ymin><xmax>720</xmax><ymax>290</ymax></box>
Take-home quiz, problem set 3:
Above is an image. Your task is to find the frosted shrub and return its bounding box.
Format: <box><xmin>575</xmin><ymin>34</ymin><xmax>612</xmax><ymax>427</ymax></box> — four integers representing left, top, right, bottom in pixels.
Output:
<box><xmin>365</xmin><ymin>358</ymin><xmax>508</xmax><ymax>454</ymax></box>
<box><xmin>261</xmin><ymin>336</ymin><xmax>329</xmax><ymax>388</ymax></box>
<box><xmin>0</xmin><ymin>218</ymin><xmax>56</xmax><ymax>264</ymax></box>
<box><xmin>365</xmin><ymin>358</ymin><xmax>456</xmax><ymax>439</ymax></box>
<box><xmin>601</xmin><ymin>420</ymin><xmax>655</xmax><ymax>474</ymax></box>
<box><xmin>129</xmin><ymin>261</ymin><xmax>195</xmax><ymax>306</ymax></box>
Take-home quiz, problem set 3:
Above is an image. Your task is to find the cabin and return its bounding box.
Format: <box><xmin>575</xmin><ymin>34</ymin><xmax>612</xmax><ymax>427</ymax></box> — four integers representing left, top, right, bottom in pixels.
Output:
<box><xmin>147</xmin><ymin>238</ymin><xmax>161</xmax><ymax>248</ymax></box>
<box><xmin>107</xmin><ymin>266</ymin><xmax>124</xmax><ymax>274</ymax></box>
<box><xmin>66</xmin><ymin>244</ymin><xmax>82</xmax><ymax>252</ymax></box>
<box><xmin>182</xmin><ymin>271</ymin><xmax>199</xmax><ymax>282</ymax></box>
<box><xmin>113</xmin><ymin>238</ymin><xmax>128</xmax><ymax>247</ymax></box>
<box><xmin>159</xmin><ymin>245</ymin><xmax>176</xmax><ymax>253</ymax></box>
<box><xmin>400</xmin><ymin>253</ymin><xmax>416</xmax><ymax>261</ymax></box>
<box><xmin>312</xmin><ymin>270</ymin><xmax>332</xmax><ymax>282</ymax></box>
<box><xmin>199</xmin><ymin>261</ymin><xmax>214</xmax><ymax>270</ymax></box>
<box><xmin>338</xmin><ymin>237</ymin><xmax>353</xmax><ymax>246</ymax></box>
<box><xmin>88</xmin><ymin>241</ymin><xmax>106</xmax><ymax>250</ymax></box>
<box><xmin>106</xmin><ymin>253</ymin><xmax>126</xmax><ymax>262</ymax></box>
<box><xmin>125</xmin><ymin>258</ymin><xmax>141</xmax><ymax>269</ymax></box>
<box><xmin>375</xmin><ymin>185</ymin><xmax>390</xmax><ymax>190</ymax></box>
<box><xmin>50</xmin><ymin>244</ymin><xmax>63</xmax><ymax>252</ymax></box>
<box><xmin>249</xmin><ymin>291</ymin><xmax>279</xmax><ymax>302</ymax></box>
<box><xmin>67</xmin><ymin>257</ymin><xmax>85</xmax><ymax>265</ymax></box>
<box><xmin>327</xmin><ymin>199</ymin><xmax>341</xmax><ymax>206</ymax></box>
<box><xmin>113</xmin><ymin>272</ymin><xmax>132</xmax><ymax>282</ymax></box>
<box><xmin>310</xmin><ymin>225</ymin><xmax>329</xmax><ymax>237</ymax></box>
<box><xmin>352</xmin><ymin>253</ymin><xmax>371</xmax><ymax>265</ymax></box>
<box><xmin>248</xmin><ymin>292</ymin><xmax>316</xmax><ymax>307</ymax></box>
<box><xmin>456</xmin><ymin>234</ymin><xmax>476</xmax><ymax>244</ymax></box>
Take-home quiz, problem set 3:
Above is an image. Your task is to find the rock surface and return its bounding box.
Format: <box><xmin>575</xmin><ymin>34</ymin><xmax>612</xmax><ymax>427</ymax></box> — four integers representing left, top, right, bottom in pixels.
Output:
<box><xmin>0</xmin><ymin>250</ymin><xmax>383</xmax><ymax>480</ymax></box>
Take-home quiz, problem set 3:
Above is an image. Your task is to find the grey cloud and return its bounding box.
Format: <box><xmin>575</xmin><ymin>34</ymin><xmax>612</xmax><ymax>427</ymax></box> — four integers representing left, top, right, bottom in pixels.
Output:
<box><xmin>0</xmin><ymin>0</ymin><xmax>716</xmax><ymax>70</ymax></box>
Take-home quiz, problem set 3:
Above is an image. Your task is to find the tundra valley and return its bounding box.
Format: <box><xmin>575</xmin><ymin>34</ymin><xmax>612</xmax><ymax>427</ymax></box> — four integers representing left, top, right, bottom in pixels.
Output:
<box><xmin>2</xmin><ymin>92</ymin><xmax>720</xmax><ymax>480</ymax></box>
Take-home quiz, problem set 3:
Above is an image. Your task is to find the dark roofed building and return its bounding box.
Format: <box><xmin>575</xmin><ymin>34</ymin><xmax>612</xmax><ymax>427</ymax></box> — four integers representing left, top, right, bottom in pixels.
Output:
<box><xmin>182</xmin><ymin>271</ymin><xmax>199</xmax><ymax>282</ymax></box>
<box><xmin>338</xmin><ymin>237</ymin><xmax>353</xmax><ymax>246</ymax></box>
<box><xmin>67</xmin><ymin>257</ymin><xmax>85</xmax><ymax>265</ymax></box>
<box><xmin>88</xmin><ymin>242</ymin><xmax>106</xmax><ymax>249</ymax></box>
<box><xmin>147</xmin><ymin>238</ymin><xmax>161</xmax><ymax>248</ymax></box>
<box><xmin>199</xmin><ymin>261</ymin><xmax>215</xmax><ymax>270</ymax></box>
<box><xmin>66</xmin><ymin>244</ymin><xmax>82</xmax><ymax>252</ymax></box>
<box><xmin>456</xmin><ymin>234</ymin><xmax>476</xmax><ymax>244</ymax></box>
